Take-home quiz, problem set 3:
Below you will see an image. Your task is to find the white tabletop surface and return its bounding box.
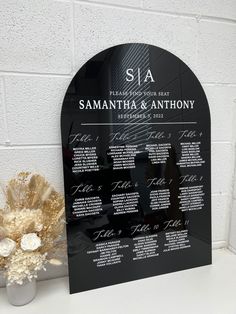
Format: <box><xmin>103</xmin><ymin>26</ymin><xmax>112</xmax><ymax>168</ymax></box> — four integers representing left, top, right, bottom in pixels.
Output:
<box><xmin>1</xmin><ymin>249</ymin><xmax>236</xmax><ymax>314</ymax></box>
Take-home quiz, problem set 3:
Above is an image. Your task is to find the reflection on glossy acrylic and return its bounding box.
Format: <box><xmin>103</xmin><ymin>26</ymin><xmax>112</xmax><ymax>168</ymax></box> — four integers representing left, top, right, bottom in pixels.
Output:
<box><xmin>61</xmin><ymin>43</ymin><xmax>211</xmax><ymax>294</ymax></box>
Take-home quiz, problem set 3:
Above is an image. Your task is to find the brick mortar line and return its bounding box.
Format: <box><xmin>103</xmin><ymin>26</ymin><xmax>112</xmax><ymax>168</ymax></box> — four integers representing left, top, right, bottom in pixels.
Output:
<box><xmin>1</xmin><ymin>77</ymin><xmax>10</xmax><ymax>145</ymax></box>
<box><xmin>212</xmin><ymin>193</ymin><xmax>229</xmax><ymax>197</ymax></box>
<box><xmin>195</xmin><ymin>14</ymin><xmax>200</xmax><ymax>79</ymax></box>
<box><xmin>0</xmin><ymin>70</ymin><xmax>73</xmax><ymax>78</ymax></box>
<box><xmin>227</xmin><ymin>143</ymin><xmax>236</xmax><ymax>246</ymax></box>
<box><xmin>71</xmin><ymin>1</ymin><xmax>76</xmax><ymax>72</ymax></box>
<box><xmin>0</xmin><ymin>144</ymin><xmax>61</xmax><ymax>149</ymax></box>
<box><xmin>211</xmin><ymin>141</ymin><xmax>232</xmax><ymax>144</ymax></box>
<box><xmin>227</xmin><ymin>95</ymin><xmax>236</xmax><ymax>249</ymax></box>
<box><xmin>75</xmin><ymin>0</ymin><xmax>236</xmax><ymax>25</ymax></box>
<box><xmin>0</xmin><ymin>71</ymin><xmax>235</xmax><ymax>87</ymax></box>
<box><xmin>1</xmin><ymin>70</ymin><xmax>235</xmax><ymax>86</ymax></box>
<box><xmin>0</xmin><ymin>141</ymin><xmax>232</xmax><ymax>148</ymax></box>
<box><xmin>202</xmin><ymin>83</ymin><xmax>236</xmax><ymax>86</ymax></box>
<box><xmin>0</xmin><ymin>140</ymin><xmax>232</xmax><ymax>147</ymax></box>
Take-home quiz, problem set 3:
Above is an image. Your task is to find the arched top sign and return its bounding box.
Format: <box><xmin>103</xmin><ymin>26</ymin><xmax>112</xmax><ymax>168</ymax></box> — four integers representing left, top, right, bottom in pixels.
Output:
<box><xmin>61</xmin><ymin>43</ymin><xmax>211</xmax><ymax>294</ymax></box>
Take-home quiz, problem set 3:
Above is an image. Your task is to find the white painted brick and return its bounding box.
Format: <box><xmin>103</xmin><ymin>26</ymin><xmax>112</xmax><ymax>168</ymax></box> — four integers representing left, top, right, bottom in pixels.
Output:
<box><xmin>0</xmin><ymin>78</ymin><xmax>6</xmax><ymax>145</ymax></box>
<box><xmin>233</xmin><ymin>146</ymin><xmax>236</xmax><ymax>200</ymax></box>
<box><xmin>212</xmin><ymin>194</ymin><xmax>230</xmax><ymax>242</ymax></box>
<box><xmin>0</xmin><ymin>146</ymin><xmax>64</xmax><ymax>207</ymax></box>
<box><xmin>203</xmin><ymin>85</ymin><xmax>236</xmax><ymax>142</ymax></box>
<box><xmin>74</xmin><ymin>3</ymin><xmax>198</xmax><ymax>72</ymax></box>
<box><xmin>229</xmin><ymin>200</ymin><xmax>236</xmax><ymax>250</ymax></box>
<box><xmin>143</xmin><ymin>0</ymin><xmax>236</xmax><ymax>20</ymax></box>
<box><xmin>5</xmin><ymin>75</ymin><xmax>72</xmax><ymax>145</ymax></box>
<box><xmin>234</xmin><ymin>180</ymin><xmax>236</xmax><ymax>201</ymax></box>
<box><xmin>198</xmin><ymin>21</ymin><xmax>236</xmax><ymax>84</ymax></box>
<box><xmin>84</xmin><ymin>0</ymin><xmax>141</xmax><ymax>8</ymax></box>
<box><xmin>212</xmin><ymin>142</ymin><xmax>233</xmax><ymax>195</ymax></box>
<box><xmin>0</xmin><ymin>0</ymin><xmax>72</xmax><ymax>74</ymax></box>
<box><xmin>0</xmin><ymin>0</ymin><xmax>234</xmax><ymax>278</ymax></box>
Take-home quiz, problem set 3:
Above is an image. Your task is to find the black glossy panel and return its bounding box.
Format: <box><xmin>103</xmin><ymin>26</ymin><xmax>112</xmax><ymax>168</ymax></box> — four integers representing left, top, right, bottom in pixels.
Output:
<box><xmin>61</xmin><ymin>44</ymin><xmax>211</xmax><ymax>294</ymax></box>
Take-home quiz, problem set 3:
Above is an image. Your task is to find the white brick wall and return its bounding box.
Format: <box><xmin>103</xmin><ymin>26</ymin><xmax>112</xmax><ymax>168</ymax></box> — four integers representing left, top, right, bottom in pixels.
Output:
<box><xmin>0</xmin><ymin>0</ymin><xmax>72</xmax><ymax>74</ymax></box>
<box><xmin>4</xmin><ymin>75</ymin><xmax>71</xmax><ymax>145</ymax></box>
<box><xmin>142</xmin><ymin>0</ymin><xmax>236</xmax><ymax>20</ymax></box>
<box><xmin>0</xmin><ymin>146</ymin><xmax>64</xmax><ymax>206</ymax></box>
<box><xmin>0</xmin><ymin>78</ymin><xmax>6</xmax><ymax>145</ymax></box>
<box><xmin>0</xmin><ymin>0</ymin><xmax>236</xmax><ymax>282</ymax></box>
<box><xmin>198</xmin><ymin>21</ymin><xmax>236</xmax><ymax>83</ymax></box>
<box><xmin>74</xmin><ymin>3</ymin><xmax>197</xmax><ymax>70</ymax></box>
<box><xmin>229</xmin><ymin>148</ymin><xmax>236</xmax><ymax>252</ymax></box>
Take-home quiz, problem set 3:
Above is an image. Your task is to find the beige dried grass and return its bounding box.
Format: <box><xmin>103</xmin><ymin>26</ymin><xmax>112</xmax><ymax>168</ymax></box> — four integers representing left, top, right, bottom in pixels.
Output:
<box><xmin>0</xmin><ymin>172</ymin><xmax>66</xmax><ymax>285</ymax></box>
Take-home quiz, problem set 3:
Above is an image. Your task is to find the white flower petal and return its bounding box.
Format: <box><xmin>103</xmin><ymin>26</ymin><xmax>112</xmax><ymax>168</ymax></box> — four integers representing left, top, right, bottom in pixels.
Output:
<box><xmin>20</xmin><ymin>233</ymin><xmax>41</xmax><ymax>252</ymax></box>
<box><xmin>0</xmin><ymin>238</ymin><xmax>16</xmax><ymax>257</ymax></box>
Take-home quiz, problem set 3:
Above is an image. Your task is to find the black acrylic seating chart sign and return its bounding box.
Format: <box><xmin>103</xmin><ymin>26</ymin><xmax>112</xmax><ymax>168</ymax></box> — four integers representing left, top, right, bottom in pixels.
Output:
<box><xmin>61</xmin><ymin>43</ymin><xmax>211</xmax><ymax>294</ymax></box>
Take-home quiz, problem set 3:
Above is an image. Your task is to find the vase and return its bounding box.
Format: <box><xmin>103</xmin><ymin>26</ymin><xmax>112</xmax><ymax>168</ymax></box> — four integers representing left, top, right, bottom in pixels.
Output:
<box><xmin>6</xmin><ymin>278</ymin><xmax>37</xmax><ymax>306</ymax></box>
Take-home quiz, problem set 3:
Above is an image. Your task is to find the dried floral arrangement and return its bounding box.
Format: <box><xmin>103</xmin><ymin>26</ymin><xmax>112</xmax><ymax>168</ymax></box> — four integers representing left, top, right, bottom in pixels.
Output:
<box><xmin>0</xmin><ymin>172</ymin><xmax>66</xmax><ymax>285</ymax></box>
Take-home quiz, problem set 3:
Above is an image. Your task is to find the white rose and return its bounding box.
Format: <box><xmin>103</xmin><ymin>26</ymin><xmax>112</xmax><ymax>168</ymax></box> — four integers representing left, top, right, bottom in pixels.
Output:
<box><xmin>0</xmin><ymin>238</ymin><xmax>16</xmax><ymax>257</ymax></box>
<box><xmin>21</xmin><ymin>233</ymin><xmax>41</xmax><ymax>252</ymax></box>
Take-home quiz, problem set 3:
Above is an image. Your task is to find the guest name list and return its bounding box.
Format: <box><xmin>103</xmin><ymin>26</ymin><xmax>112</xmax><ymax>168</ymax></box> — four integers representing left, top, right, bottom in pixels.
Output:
<box><xmin>61</xmin><ymin>43</ymin><xmax>211</xmax><ymax>294</ymax></box>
